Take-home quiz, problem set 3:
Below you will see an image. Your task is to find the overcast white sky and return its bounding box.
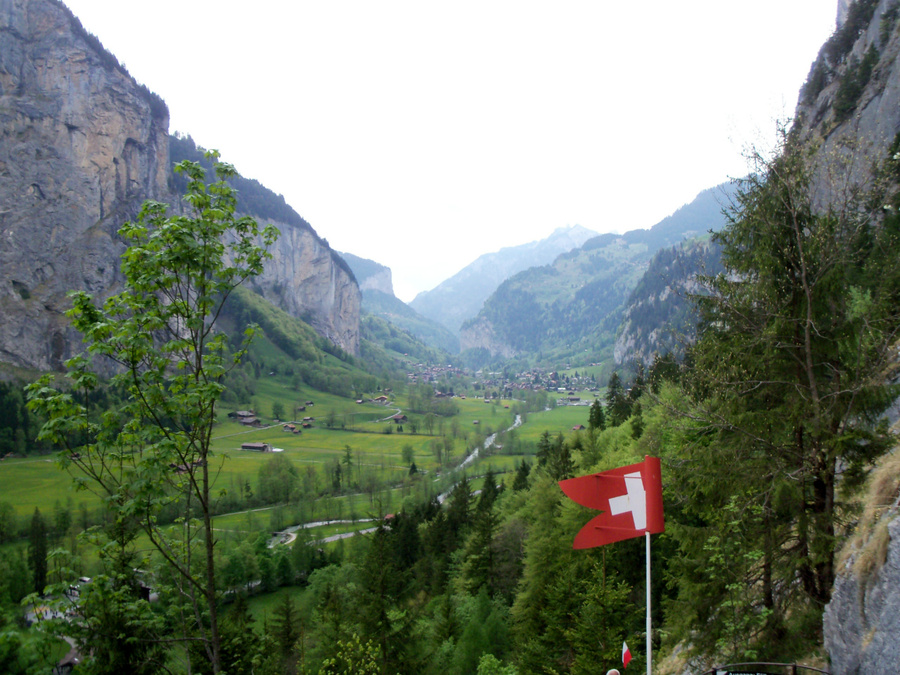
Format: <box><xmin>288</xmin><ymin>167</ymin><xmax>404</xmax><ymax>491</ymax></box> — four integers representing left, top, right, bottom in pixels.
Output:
<box><xmin>62</xmin><ymin>1</ymin><xmax>838</xmax><ymax>302</ymax></box>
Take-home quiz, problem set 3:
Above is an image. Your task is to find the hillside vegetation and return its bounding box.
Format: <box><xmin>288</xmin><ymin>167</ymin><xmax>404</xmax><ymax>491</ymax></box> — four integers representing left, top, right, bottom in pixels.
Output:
<box><xmin>459</xmin><ymin>183</ymin><xmax>736</xmax><ymax>370</ymax></box>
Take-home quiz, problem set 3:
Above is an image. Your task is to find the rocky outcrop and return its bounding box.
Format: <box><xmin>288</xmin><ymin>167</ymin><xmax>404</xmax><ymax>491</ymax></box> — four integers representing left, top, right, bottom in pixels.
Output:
<box><xmin>0</xmin><ymin>0</ymin><xmax>171</xmax><ymax>370</ymax></box>
<box><xmin>613</xmin><ymin>241</ymin><xmax>719</xmax><ymax>367</ymax></box>
<box><xmin>823</xmin><ymin>463</ymin><xmax>900</xmax><ymax>675</ymax></box>
<box><xmin>250</xmin><ymin>228</ymin><xmax>360</xmax><ymax>355</ymax></box>
<box><xmin>0</xmin><ymin>0</ymin><xmax>360</xmax><ymax>369</ymax></box>
<box><xmin>459</xmin><ymin>315</ymin><xmax>518</xmax><ymax>359</ymax></box>
<box><xmin>795</xmin><ymin>0</ymin><xmax>900</xmax><ymax>196</ymax></box>
<box><xmin>340</xmin><ymin>251</ymin><xmax>395</xmax><ymax>296</ymax></box>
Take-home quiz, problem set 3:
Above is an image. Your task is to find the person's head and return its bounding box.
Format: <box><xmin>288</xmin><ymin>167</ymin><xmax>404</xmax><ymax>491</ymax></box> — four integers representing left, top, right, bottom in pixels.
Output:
<box><xmin>606</xmin><ymin>670</ymin><xmax>621</xmax><ymax>675</ymax></box>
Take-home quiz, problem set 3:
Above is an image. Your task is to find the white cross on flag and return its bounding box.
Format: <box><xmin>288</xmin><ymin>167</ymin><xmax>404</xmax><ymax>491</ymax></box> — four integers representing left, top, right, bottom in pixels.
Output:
<box><xmin>558</xmin><ymin>456</ymin><xmax>665</xmax><ymax>548</ymax></box>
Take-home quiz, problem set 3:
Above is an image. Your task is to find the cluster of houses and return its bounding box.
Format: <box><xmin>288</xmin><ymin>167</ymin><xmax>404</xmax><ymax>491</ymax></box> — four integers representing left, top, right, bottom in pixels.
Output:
<box><xmin>228</xmin><ymin>410</ymin><xmax>262</xmax><ymax>427</ymax></box>
<box><xmin>406</xmin><ymin>363</ymin><xmax>466</xmax><ymax>386</ymax></box>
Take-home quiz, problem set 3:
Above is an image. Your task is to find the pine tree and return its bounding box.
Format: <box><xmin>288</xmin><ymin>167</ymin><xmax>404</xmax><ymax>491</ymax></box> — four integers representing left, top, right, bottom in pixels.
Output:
<box><xmin>669</xmin><ymin>132</ymin><xmax>900</xmax><ymax>653</ymax></box>
<box><xmin>605</xmin><ymin>372</ymin><xmax>632</xmax><ymax>426</ymax></box>
<box><xmin>588</xmin><ymin>399</ymin><xmax>606</xmax><ymax>431</ymax></box>
<box><xmin>271</xmin><ymin>593</ymin><xmax>301</xmax><ymax>675</ymax></box>
<box><xmin>28</xmin><ymin>508</ymin><xmax>47</xmax><ymax>595</ymax></box>
<box><xmin>512</xmin><ymin>461</ymin><xmax>531</xmax><ymax>491</ymax></box>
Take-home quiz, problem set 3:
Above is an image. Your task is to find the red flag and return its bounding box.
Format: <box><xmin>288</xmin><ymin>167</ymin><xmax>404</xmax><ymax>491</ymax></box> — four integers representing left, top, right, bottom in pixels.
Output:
<box><xmin>622</xmin><ymin>641</ymin><xmax>632</xmax><ymax>668</ymax></box>
<box><xmin>558</xmin><ymin>455</ymin><xmax>664</xmax><ymax>548</ymax></box>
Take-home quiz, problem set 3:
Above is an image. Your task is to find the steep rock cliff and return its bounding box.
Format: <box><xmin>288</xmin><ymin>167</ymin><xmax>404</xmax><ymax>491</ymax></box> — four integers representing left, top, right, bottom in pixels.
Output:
<box><xmin>249</xmin><ymin>227</ymin><xmax>359</xmax><ymax>355</ymax></box>
<box><xmin>791</xmin><ymin>1</ymin><xmax>900</xmax><ymax>670</ymax></box>
<box><xmin>168</xmin><ymin>135</ymin><xmax>360</xmax><ymax>357</ymax></box>
<box><xmin>458</xmin><ymin>315</ymin><xmax>519</xmax><ymax>360</ymax></box>
<box><xmin>0</xmin><ymin>0</ymin><xmax>360</xmax><ymax>370</ymax></box>
<box><xmin>612</xmin><ymin>240</ymin><xmax>720</xmax><ymax>367</ymax></box>
<box><xmin>795</xmin><ymin>0</ymin><xmax>900</xmax><ymax>192</ymax></box>
<box><xmin>0</xmin><ymin>0</ymin><xmax>171</xmax><ymax>371</ymax></box>
<box><xmin>340</xmin><ymin>251</ymin><xmax>395</xmax><ymax>296</ymax></box>
<box><xmin>823</xmin><ymin>453</ymin><xmax>900</xmax><ymax>675</ymax></box>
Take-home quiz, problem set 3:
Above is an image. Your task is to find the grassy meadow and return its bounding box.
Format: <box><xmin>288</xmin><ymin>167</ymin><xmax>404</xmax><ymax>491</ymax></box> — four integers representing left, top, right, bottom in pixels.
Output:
<box><xmin>0</xmin><ymin>376</ymin><xmax>600</xmax><ymax>553</ymax></box>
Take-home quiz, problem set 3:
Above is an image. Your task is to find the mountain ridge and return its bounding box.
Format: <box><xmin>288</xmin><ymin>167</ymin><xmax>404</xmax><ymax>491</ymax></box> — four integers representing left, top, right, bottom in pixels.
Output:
<box><xmin>409</xmin><ymin>224</ymin><xmax>599</xmax><ymax>333</ymax></box>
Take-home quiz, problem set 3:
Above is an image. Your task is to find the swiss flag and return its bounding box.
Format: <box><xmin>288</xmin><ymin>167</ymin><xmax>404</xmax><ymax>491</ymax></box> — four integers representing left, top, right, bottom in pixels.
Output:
<box><xmin>622</xmin><ymin>641</ymin><xmax>632</xmax><ymax>668</ymax></box>
<box><xmin>558</xmin><ymin>455</ymin><xmax>664</xmax><ymax>548</ymax></box>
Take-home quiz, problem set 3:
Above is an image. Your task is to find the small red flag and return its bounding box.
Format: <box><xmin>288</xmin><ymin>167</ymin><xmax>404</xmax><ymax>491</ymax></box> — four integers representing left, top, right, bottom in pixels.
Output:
<box><xmin>622</xmin><ymin>641</ymin><xmax>632</xmax><ymax>668</ymax></box>
<box><xmin>558</xmin><ymin>455</ymin><xmax>664</xmax><ymax>548</ymax></box>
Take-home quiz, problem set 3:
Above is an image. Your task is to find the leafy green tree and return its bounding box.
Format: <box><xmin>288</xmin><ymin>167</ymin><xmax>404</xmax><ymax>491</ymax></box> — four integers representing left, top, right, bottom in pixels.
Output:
<box><xmin>452</xmin><ymin>589</ymin><xmax>511</xmax><ymax>674</ymax></box>
<box><xmin>318</xmin><ymin>634</ymin><xmax>381</xmax><ymax>675</ymax></box>
<box><xmin>464</xmin><ymin>471</ymin><xmax>500</xmax><ymax>595</ymax></box>
<box><xmin>630</xmin><ymin>402</ymin><xmax>644</xmax><ymax>439</ymax></box>
<box><xmin>401</xmin><ymin>443</ymin><xmax>415</xmax><ymax>466</ymax></box>
<box><xmin>65</xmin><ymin>564</ymin><xmax>168</xmax><ymax>675</ymax></box>
<box><xmin>0</xmin><ymin>547</ymin><xmax>30</xmax><ymax>607</ymax></box>
<box><xmin>477</xmin><ymin>653</ymin><xmax>519</xmax><ymax>675</ymax></box>
<box><xmin>26</xmin><ymin>151</ymin><xmax>278</xmax><ymax>672</ymax></box>
<box><xmin>272</xmin><ymin>400</ymin><xmax>286</xmax><ymax>420</ymax></box>
<box><xmin>537</xmin><ymin>432</ymin><xmax>574</xmax><ymax>481</ymax></box>
<box><xmin>258</xmin><ymin>453</ymin><xmax>300</xmax><ymax>504</ymax></box>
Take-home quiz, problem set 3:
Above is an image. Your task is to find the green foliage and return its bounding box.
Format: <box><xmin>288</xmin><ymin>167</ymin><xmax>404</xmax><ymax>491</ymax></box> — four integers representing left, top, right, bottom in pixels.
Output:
<box><xmin>476</xmin><ymin>653</ymin><xmax>519</xmax><ymax>675</ymax></box>
<box><xmin>833</xmin><ymin>46</ymin><xmax>880</xmax><ymax>122</ymax></box>
<box><xmin>535</xmin><ymin>431</ymin><xmax>574</xmax><ymax>481</ymax></box>
<box><xmin>667</xmin><ymin>131</ymin><xmax>900</xmax><ymax>657</ymax></box>
<box><xmin>361</xmin><ymin>290</ymin><xmax>460</xmax><ymax>355</ymax></box>
<box><xmin>0</xmin><ymin>381</ymin><xmax>34</xmax><ymax>455</ymax></box>
<box><xmin>318</xmin><ymin>633</ymin><xmax>381</xmax><ymax>675</ymax></box>
<box><xmin>64</xmin><ymin>567</ymin><xmax>168</xmax><ymax>674</ymax></box>
<box><xmin>26</xmin><ymin>150</ymin><xmax>277</xmax><ymax>673</ymax></box>
<box><xmin>825</xmin><ymin>0</ymin><xmax>880</xmax><ymax>65</ymax></box>
<box><xmin>0</xmin><ymin>501</ymin><xmax>18</xmax><ymax>544</ymax></box>
<box><xmin>587</xmin><ymin>399</ymin><xmax>605</xmax><ymax>431</ymax></box>
<box><xmin>270</xmin><ymin>593</ymin><xmax>302</xmax><ymax>674</ymax></box>
<box><xmin>258</xmin><ymin>453</ymin><xmax>300</xmax><ymax>504</ymax></box>
<box><xmin>28</xmin><ymin>508</ymin><xmax>47</xmax><ymax>594</ymax></box>
<box><xmin>225</xmin><ymin>285</ymin><xmax>370</xmax><ymax>399</ymax></box>
<box><xmin>604</xmin><ymin>372</ymin><xmax>632</xmax><ymax>427</ymax></box>
<box><xmin>803</xmin><ymin>0</ymin><xmax>881</xmax><ymax>107</ymax></box>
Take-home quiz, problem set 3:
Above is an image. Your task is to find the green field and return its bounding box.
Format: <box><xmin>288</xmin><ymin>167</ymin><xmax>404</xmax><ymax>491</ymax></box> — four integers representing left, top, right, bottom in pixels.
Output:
<box><xmin>0</xmin><ymin>384</ymin><xmax>588</xmax><ymax>545</ymax></box>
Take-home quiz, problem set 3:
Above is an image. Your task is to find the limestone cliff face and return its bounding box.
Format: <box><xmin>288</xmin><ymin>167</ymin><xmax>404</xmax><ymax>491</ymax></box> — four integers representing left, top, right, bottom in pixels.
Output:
<box><xmin>339</xmin><ymin>251</ymin><xmax>395</xmax><ymax>297</ymax></box>
<box><xmin>0</xmin><ymin>0</ymin><xmax>360</xmax><ymax>369</ymax></box>
<box><xmin>795</xmin><ymin>0</ymin><xmax>900</xmax><ymax>195</ymax></box>
<box><xmin>249</xmin><ymin>227</ymin><xmax>360</xmax><ymax>355</ymax></box>
<box><xmin>458</xmin><ymin>316</ymin><xmax>518</xmax><ymax>359</ymax></box>
<box><xmin>792</xmin><ymin>2</ymin><xmax>900</xmax><ymax>670</ymax></box>
<box><xmin>823</xmin><ymin>477</ymin><xmax>900</xmax><ymax>674</ymax></box>
<box><xmin>358</xmin><ymin>267</ymin><xmax>393</xmax><ymax>296</ymax></box>
<box><xmin>0</xmin><ymin>0</ymin><xmax>171</xmax><ymax>371</ymax></box>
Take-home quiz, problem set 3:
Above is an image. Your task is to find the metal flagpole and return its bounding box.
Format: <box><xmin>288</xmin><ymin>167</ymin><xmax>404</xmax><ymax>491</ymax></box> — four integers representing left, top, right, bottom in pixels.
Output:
<box><xmin>646</xmin><ymin>531</ymin><xmax>651</xmax><ymax>675</ymax></box>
